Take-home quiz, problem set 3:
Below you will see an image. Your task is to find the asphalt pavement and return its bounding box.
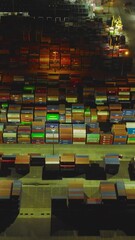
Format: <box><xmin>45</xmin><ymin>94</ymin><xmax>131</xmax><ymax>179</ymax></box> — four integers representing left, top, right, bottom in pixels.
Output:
<box><xmin>0</xmin><ymin>143</ymin><xmax>135</xmax><ymax>239</ymax></box>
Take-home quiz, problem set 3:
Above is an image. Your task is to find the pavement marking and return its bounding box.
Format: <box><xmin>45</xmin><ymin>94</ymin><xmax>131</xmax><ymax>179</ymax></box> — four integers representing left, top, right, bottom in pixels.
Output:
<box><xmin>18</xmin><ymin>208</ymin><xmax>51</xmax><ymax>218</ymax></box>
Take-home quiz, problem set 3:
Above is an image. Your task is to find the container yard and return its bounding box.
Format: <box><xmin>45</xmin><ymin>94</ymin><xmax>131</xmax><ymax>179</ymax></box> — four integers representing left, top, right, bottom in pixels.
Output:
<box><xmin>0</xmin><ymin>0</ymin><xmax>135</xmax><ymax>239</ymax></box>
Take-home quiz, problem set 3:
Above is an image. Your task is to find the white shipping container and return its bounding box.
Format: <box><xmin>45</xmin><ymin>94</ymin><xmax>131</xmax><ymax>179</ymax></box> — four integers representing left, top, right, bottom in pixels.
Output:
<box><xmin>126</xmin><ymin>122</ymin><xmax>135</xmax><ymax>128</ymax></box>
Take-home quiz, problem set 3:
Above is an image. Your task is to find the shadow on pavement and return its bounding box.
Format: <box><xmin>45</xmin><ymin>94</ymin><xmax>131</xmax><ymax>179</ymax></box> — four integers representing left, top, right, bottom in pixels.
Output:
<box><xmin>0</xmin><ymin>210</ymin><xmax>19</xmax><ymax>234</ymax></box>
<box><xmin>86</xmin><ymin>163</ymin><xmax>106</xmax><ymax>180</ymax></box>
<box><xmin>51</xmin><ymin>207</ymin><xmax>135</xmax><ymax>236</ymax></box>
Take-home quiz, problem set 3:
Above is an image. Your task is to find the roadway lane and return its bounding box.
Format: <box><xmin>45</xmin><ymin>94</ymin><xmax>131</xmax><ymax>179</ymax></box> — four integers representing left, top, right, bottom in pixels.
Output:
<box><xmin>0</xmin><ymin>144</ymin><xmax>135</xmax><ymax>161</ymax></box>
<box><xmin>0</xmin><ymin>143</ymin><xmax>134</xmax><ymax>160</ymax></box>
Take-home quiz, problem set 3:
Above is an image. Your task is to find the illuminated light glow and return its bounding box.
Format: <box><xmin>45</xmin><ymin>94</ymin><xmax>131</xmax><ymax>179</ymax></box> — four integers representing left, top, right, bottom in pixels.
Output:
<box><xmin>69</xmin><ymin>0</ymin><xmax>76</xmax><ymax>3</ymax></box>
<box><xmin>46</xmin><ymin>113</ymin><xmax>60</xmax><ymax>121</ymax></box>
<box><xmin>23</xmin><ymin>86</ymin><xmax>35</xmax><ymax>91</ymax></box>
<box><xmin>125</xmin><ymin>51</ymin><xmax>129</xmax><ymax>56</ymax></box>
<box><xmin>31</xmin><ymin>133</ymin><xmax>45</xmax><ymax>138</ymax></box>
<box><xmin>21</xmin><ymin>122</ymin><xmax>32</xmax><ymax>125</ymax></box>
<box><xmin>2</xmin><ymin>103</ymin><xmax>8</xmax><ymax>108</ymax></box>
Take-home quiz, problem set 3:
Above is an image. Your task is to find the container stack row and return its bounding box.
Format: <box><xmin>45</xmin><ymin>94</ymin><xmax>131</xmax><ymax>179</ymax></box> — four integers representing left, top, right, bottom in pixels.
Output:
<box><xmin>0</xmin><ymin>153</ymin><xmax>90</xmax><ymax>178</ymax></box>
<box><xmin>100</xmin><ymin>182</ymin><xmax>117</xmax><ymax>203</ymax></box>
<box><xmin>1</xmin><ymin>73</ymin><xmax>135</xmax><ymax>85</ymax></box>
<box><xmin>104</xmin><ymin>153</ymin><xmax>120</xmax><ymax>174</ymax></box>
<box><xmin>0</xmin><ymin>180</ymin><xmax>22</xmax><ymax>212</ymax></box>
<box><xmin>0</xmin><ymin>154</ymin><xmax>30</xmax><ymax>174</ymax></box>
<box><xmin>1</xmin><ymin>121</ymin><xmax>135</xmax><ymax>144</ymax></box>
<box><xmin>1</xmin><ymin>84</ymin><xmax>135</xmax><ymax>105</ymax></box>
<box><xmin>52</xmin><ymin>181</ymin><xmax>135</xmax><ymax>212</ymax></box>
<box><xmin>1</xmin><ymin>103</ymin><xmax>135</xmax><ymax>124</ymax></box>
<box><xmin>68</xmin><ymin>182</ymin><xmax>85</xmax><ymax>207</ymax></box>
<box><xmin>126</xmin><ymin>122</ymin><xmax>135</xmax><ymax>144</ymax></box>
<box><xmin>42</xmin><ymin>154</ymin><xmax>89</xmax><ymax>179</ymax></box>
